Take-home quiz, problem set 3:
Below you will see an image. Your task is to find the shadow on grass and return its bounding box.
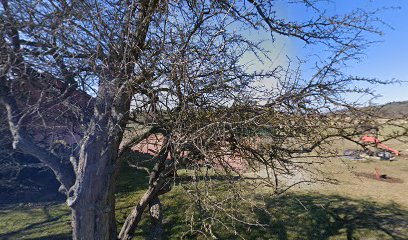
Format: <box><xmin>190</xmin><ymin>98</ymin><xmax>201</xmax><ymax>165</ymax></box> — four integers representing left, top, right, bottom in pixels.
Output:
<box><xmin>0</xmin><ymin>151</ymin><xmax>156</xmax><ymax>240</ymax></box>
<box><xmin>2</xmin><ymin>149</ymin><xmax>408</xmax><ymax>240</ymax></box>
<box><xmin>0</xmin><ymin>204</ymin><xmax>71</xmax><ymax>240</ymax></box>
<box><xmin>248</xmin><ymin>194</ymin><xmax>408</xmax><ymax>240</ymax></box>
<box><xmin>114</xmin><ymin>151</ymin><xmax>408</xmax><ymax>240</ymax></box>
<box><xmin>121</xmin><ymin>189</ymin><xmax>192</xmax><ymax>240</ymax></box>
<box><xmin>24</xmin><ymin>234</ymin><xmax>71</xmax><ymax>240</ymax></box>
<box><xmin>118</xmin><ymin>189</ymin><xmax>408</xmax><ymax>239</ymax></box>
<box><xmin>1</xmin><ymin>192</ymin><xmax>407</xmax><ymax>239</ymax></box>
<box><xmin>115</xmin><ymin>151</ymin><xmax>157</xmax><ymax>195</ymax></box>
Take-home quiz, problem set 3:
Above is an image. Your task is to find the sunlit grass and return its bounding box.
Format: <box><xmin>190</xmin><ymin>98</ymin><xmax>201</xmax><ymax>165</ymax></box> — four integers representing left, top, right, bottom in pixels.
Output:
<box><xmin>1</xmin><ymin>186</ymin><xmax>408</xmax><ymax>239</ymax></box>
<box><xmin>1</xmin><ymin>129</ymin><xmax>408</xmax><ymax>239</ymax></box>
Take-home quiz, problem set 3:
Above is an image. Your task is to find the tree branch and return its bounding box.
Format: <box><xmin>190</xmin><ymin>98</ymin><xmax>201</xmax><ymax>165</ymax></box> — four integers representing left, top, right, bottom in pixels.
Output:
<box><xmin>0</xmin><ymin>85</ymin><xmax>75</xmax><ymax>193</ymax></box>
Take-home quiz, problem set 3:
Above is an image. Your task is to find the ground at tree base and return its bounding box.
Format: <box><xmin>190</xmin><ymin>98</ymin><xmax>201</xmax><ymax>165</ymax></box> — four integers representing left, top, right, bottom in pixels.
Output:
<box><xmin>1</xmin><ymin>137</ymin><xmax>408</xmax><ymax>240</ymax></box>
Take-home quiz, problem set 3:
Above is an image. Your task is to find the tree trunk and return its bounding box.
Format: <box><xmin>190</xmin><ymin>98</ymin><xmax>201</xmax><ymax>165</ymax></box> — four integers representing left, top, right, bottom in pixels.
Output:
<box><xmin>68</xmin><ymin>130</ymin><xmax>121</xmax><ymax>240</ymax></box>
<box><xmin>148</xmin><ymin>196</ymin><xmax>163</xmax><ymax>240</ymax></box>
<box><xmin>118</xmin><ymin>187</ymin><xmax>157</xmax><ymax>240</ymax></box>
<box><xmin>68</xmin><ymin>93</ymin><xmax>129</xmax><ymax>239</ymax></box>
<box><xmin>71</xmin><ymin>192</ymin><xmax>117</xmax><ymax>240</ymax></box>
<box><xmin>119</xmin><ymin>139</ymin><xmax>171</xmax><ymax>240</ymax></box>
<box><xmin>1</xmin><ymin>0</ymin><xmax>162</xmax><ymax>238</ymax></box>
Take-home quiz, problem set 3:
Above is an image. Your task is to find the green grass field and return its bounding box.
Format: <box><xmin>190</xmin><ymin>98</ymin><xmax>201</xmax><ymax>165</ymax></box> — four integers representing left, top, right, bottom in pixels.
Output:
<box><xmin>1</xmin><ymin>129</ymin><xmax>408</xmax><ymax>239</ymax></box>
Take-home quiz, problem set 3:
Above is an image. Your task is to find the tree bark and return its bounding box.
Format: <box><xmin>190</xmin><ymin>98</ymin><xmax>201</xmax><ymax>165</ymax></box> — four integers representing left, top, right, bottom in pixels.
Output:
<box><xmin>148</xmin><ymin>196</ymin><xmax>163</xmax><ymax>240</ymax></box>
<box><xmin>119</xmin><ymin>135</ymin><xmax>172</xmax><ymax>240</ymax></box>
<box><xmin>1</xmin><ymin>79</ymin><xmax>127</xmax><ymax>240</ymax></box>
<box><xmin>118</xmin><ymin>186</ymin><xmax>157</xmax><ymax>240</ymax></box>
<box><xmin>67</xmin><ymin>84</ymin><xmax>131</xmax><ymax>239</ymax></box>
<box><xmin>0</xmin><ymin>86</ymin><xmax>76</xmax><ymax>192</ymax></box>
<box><xmin>71</xmin><ymin>189</ymin><xmax>117</xmax><ymax>240</ymax></box>
<box><xmin>1</xmin><ymin>0</ymin><xmax>161</xmax><ymax>238</ymax></box>
<box><xmin>70</xmin><ymin>181</ymin><xmax>117</xmax><ymax>240</ymax></box>
<box><xmin>67</xmin><ymin>127</ymin><xmax>120</xmax><ymax>239</ymax></box>
<box><xmin>67</xmin><ymin>128</ymin><xmax>122</xmax><ymax>239</ymax></box>
<box><xmin>118</xmin><ymin>172</ymin><xmax>172</xmax><ymax>240</ymax></box>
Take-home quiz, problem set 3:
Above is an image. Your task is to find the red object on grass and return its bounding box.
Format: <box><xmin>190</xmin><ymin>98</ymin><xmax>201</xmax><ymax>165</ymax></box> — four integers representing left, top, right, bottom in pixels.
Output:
<box><xmin>361</xmin><ymin>135</ymin><xmax>400</xmax><ymax>156</ymax></box>
<box><xmin>375</xmin><ymin>168</ymin><xmax>381</xmax><ymax>180</ymax></box>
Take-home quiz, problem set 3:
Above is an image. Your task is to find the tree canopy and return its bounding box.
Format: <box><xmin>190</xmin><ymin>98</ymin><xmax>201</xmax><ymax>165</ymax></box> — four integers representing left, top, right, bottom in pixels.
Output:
<box><xmin>0</xmin><ymin>0</ymin><xmax>401</xmax><ymax>239</ymax></box>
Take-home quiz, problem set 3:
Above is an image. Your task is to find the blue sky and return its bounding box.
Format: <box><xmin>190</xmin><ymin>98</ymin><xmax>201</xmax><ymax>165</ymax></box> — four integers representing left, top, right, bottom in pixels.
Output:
<box><xmin>292</xmin><ymin>0</ymin><xmax>408</xmax><ymax>104</ymax></box>
<box><xmin>242</xmin><ymin>0</ymin><xmax>408</xmax><ymax>105</ymax></box>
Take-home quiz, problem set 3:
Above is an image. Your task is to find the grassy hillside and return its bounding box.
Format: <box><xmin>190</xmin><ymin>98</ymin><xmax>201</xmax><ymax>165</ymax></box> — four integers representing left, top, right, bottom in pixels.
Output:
<box><xmin>374</xmin><ymin>101</ymin><xmax>408</xmax><ymax>118</ymax></box>
<box><xmin>1</xmin><ymin>154</ymin><xmax>408</xmax><ymax>239</ymax></box>
<box><xmin>1</xmin><ymin>126</ymin><xmax>408</xmax><ymax>239</ymax></box>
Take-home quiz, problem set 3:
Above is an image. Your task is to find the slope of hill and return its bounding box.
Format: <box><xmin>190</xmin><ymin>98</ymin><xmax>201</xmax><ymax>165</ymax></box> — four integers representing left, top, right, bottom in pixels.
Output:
<box><xmin>377</xmin><ymin>101</ymin><xmax>408</xmax><ymax>118</ymax></box>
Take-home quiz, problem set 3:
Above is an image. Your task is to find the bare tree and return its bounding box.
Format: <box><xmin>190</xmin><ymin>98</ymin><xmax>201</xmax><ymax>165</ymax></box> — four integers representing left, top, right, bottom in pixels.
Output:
<box><xmin>114</xmin><ymin>2</ymin><xmax>400</xmax><ymax>239</ymax></box>
<box><xmin>1</xmin><ymin>0</ymin><xmax>163</xmax><ymax>238</ymax></box>
<box><xmin>0</xmin><ymin>0</ymin><xmax>398</xmax><ymax>239</ymax></box>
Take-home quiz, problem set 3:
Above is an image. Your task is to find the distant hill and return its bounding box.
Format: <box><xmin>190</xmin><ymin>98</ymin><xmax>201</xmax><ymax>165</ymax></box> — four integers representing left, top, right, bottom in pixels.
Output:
<box><xmin>375</xmin><ymin>101</ymin><xmax>408</xmax><ymax>118</ymax></box>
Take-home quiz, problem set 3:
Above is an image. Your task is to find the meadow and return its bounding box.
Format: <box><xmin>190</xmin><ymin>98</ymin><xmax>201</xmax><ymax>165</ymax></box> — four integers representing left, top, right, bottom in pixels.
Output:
<box><xmin>1</xmin><ymin>131</ymin><xmax>408</xmax><ymax>240</ymax></box>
